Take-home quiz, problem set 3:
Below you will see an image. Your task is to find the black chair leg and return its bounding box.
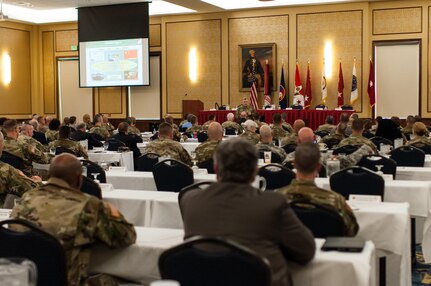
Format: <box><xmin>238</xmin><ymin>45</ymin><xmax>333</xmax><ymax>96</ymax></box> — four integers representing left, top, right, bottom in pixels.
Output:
<box><xmin>379</xmin><ymin>256</ymin><xmax>386</xmax><ymax>286</ymax></box>
<box><xmin>411</xmin><ymin>218</ymin><xmax>416</xmax><ymax>265</ymax></box>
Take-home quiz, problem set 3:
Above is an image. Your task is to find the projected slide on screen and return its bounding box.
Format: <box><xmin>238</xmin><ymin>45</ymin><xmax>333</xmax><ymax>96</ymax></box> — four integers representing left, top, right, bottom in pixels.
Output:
<box><xmin>79</xmin><ymin>38</ymin><xmax>149</xmax><ymax>87</ymax></box>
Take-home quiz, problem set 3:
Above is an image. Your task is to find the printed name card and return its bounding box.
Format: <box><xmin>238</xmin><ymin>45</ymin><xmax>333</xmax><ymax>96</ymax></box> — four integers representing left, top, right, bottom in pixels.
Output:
<box><xmin>348</xmin><ymin>194</ymin><xmax>382</xmax><ymax>203</ymax></box>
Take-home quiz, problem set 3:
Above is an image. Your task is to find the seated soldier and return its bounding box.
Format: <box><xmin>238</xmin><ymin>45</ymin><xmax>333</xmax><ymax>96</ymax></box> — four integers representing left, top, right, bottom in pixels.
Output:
<box><xmin>406</xmin><ymin>122</ymin><xmax>431</xmax><ymax>148</ymax></box>
<box><xmin>221</xmin><ymin>113</ymin><xmax>243</xmax><ymax>134</ymax></box>
<box><xmin>49</xmin><ymin>126</ymin><xmax>88</xmax><ymax>159</ymax></box>
<box><xmin>89</xmin><ymin>114</ymin><xmax>110</xmax><ymax>141</ymax></box>
<box><xmin>185</xmin><ymin>114</ymin><xmax>202</xmax><ymax>134</ymax></box>
<box><xmin>202</xmin><ymin>114</ymin><xmax>216</xmax><ymax>131</ymax></box>
<box><xmin>46</xmin><ymin>118</ymin><xmax>61</xmax><ymax>143</ymax></box>
<box><xmin>277</xmin><ymin>142</ymin><xmax>359</xmax><ymax>236</ymax></box>
<box><xmin>281</xmin><ymin>119</ymin><xmax>305</xmax><ymax>146</ymax></box>
<box><xmin>194</xmin><ymin>122</ymin><xmax>223</xmax><ymax>165</ymax></box>
<box><xmin>239</xmin><ymin>120</ymin><xmax>260</xmax><ymax>145</ymax></box>
<box><xmin>317</xmin><ymin>115</ymin><xmax>336</xmax><ymax>133</ymax></box>
<box><xmin>256</xmin><ymin>125</ymin><xmax>287</xmax><ymax>162</ymax></box>
<box><xmin>337</xmin><ymin>119</ymin><xmax>378</xmax><ymax>154</ymax></box>
<box><xmin>271</xmin><ymin>113</ymin><xmax>289</xmax><ymax>141</ymax></box>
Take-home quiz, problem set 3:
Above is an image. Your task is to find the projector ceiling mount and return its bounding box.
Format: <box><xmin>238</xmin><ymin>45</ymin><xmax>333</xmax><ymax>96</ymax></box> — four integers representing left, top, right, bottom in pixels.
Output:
<box><xmin>0</xmin><ymin>0</ymin><xmax>8</xmax><ymax>21</ymax></box>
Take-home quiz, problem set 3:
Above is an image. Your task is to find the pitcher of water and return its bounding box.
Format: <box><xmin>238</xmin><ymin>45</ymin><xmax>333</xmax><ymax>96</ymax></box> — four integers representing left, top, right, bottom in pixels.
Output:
<box><xmin>0</xmin><ymin>258</ymin><xmax>37</xmax><ymax>286</ymax></box>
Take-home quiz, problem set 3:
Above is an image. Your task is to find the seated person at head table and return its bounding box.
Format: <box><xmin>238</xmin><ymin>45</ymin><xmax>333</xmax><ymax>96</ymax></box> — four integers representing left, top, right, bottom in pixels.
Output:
<box><xmin>221</xmin><ymin>112</ymin><xmax>243</xmax><ymax>134</ymax></box>
<box><xmin>280</xmin><ymin>119</ymin><xmax>305</xmax><ymax>146</ymax></box>
<box><xmin>71</xmin><ymin>123</ymin><xmax>103</xmax><ymax>150</ymax></box>
<box><xmin>194</xmin><ymin>122</ymin><xmax>223</xmax><ymax>165</ymax></box>
<box><xmin>271</xmin><ymin>113</ymin><xmax>290</xmax><ymax>141</ymax></box>
<box><xmin>235</xmin><ymin>97</ymin><xmax>255</xmax><ymax>119</ymax></box>
<box><xmin>337</xmin><ymin>119</ymin><xmax>378</xmax><ymax>154</ymax></box>
<box><xmin>49</xmin><ymin>126</ymin><xmax>88</xmax><ymax>159</ymax></box>
<box><xmin>239</xmin><ymin>120</ymin><xmax>260</xmax><ymax>145</ymax></box>
<box><xmin>180</xmin><ymin>138</ymin><xmax>315</xmax><ymax>286</ymax></box>
<box><xmin>11</xmin><ymin>153</ymin><xmax>136</xmax><ymax>286</ymax></box>
<box><xmin>89</xmin><ymin>114</ymin><xmax>110</xmax><ymax>141</ymax></box>
<box><xmin>110</xmin><ymin>122</ymin><xmax>142</xmax><ymax>160</ymax></box>
<box><xmin>277</xmin><ymin>142</ymin><xmax>359</xmax><ymax>237</ymax></box>
<box><xmin>145</xmin><ymin>122</ymin><xmax>192</xmax><ymax>166</ymax></box>
<box><xmin>256</xmin><ymin>125</ymin><xmax>287</xmax><ymax>162</ymax></box>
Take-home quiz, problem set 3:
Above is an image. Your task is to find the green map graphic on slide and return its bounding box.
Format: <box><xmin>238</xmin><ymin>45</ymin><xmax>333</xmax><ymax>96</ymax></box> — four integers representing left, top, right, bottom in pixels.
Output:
<box><xmin>91</xmin><ymin>60</ymin><xmax>138</xmax><ymax>72</ymax></box>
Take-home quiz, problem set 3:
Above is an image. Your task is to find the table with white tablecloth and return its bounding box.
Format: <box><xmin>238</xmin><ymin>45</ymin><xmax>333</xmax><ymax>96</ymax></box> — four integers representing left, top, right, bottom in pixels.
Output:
<box><xmin>396</xmin><ymin>166</ymin><xmax>431</xmax><ymax>181</ymax></box>
<box><xmin>106</xmin><ymin>170</ymin><xmax>216</xmax><ymax>190</ymax></box>
<box><xmin>89</xmin><ymin>227</ymin><xmax>376</xmax><ymax>286</ymax></box>
<box><xmin>87</xmin><ymin>150</ymin><xmax>134</xmax><ymax>171</ymax></box>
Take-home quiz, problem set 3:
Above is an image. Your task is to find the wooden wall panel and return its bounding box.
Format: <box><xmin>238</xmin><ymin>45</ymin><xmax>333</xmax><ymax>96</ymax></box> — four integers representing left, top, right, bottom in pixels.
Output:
<box><xmin>150</xmin><ymin>24</ymin><xmax>161</xmax><ymax>47</ymax></box>
<box><xmin>0</xmin><ymin>27</ymin><xmax>32</xmax><ymax>115</ymax></box>
<box><xmin>297</xmin><ymin>10</ymin><xmax>362</xmax><ymax>111</ymax></box>
<box><xmin>428</xmin><ymin>6</ymin><xmax>431</xmax><ymax>112</ymax></box>
<box><xmin>166</xmin><ymin>20</ymin><xmax>222</xmax><ymax>114</ymax></box>
<box><xmin>228</xmin><ymin>15</ymin><xmax>289</xmax><ymax>107</ymax></box>
<box><xmin>373</xmin><ymin>7</ymin><xmax>422</xmax><ymax>35</ymax></box>
<box><xmin>55</xmin><ymin>29</ymin><xmax>78</xmax><ymax>52</ymax></box>
<box><xmin>95</xmin><ymin>87</ymin><xmax>127</xmax><ymax>118</ymax></box>
<box><xmin>42</xmin><ymin>31</ymin><xmax>56</xmax><ymax>114</ymax></box>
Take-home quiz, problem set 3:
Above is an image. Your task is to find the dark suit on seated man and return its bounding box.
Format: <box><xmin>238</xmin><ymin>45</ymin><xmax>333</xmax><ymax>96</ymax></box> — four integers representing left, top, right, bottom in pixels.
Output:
<box><xmin>111</xmin><ymin>122</ymin><xmax>141</xmax><ymax>159</ymax></box>
<box><xmin>180</xmin><ymin>138</ymin><xmax>315</xmax><ymax>286</ymax></box>
<box><xmin>71</xmin><ymin>123</ymin><xmax>103</xmax><ymax>150</ymax></box>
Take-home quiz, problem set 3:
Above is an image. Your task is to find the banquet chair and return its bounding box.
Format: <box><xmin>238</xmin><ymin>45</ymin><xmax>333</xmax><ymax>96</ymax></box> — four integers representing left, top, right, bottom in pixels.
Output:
<box><xmin>341</xmin><ymin>105</ymin><xmax>353</xmax><ymax>110</ymax></box>
<box><xmin>224</xmin><ymin>127</ymin><xmax>237</xmax><ymax>135</ymax></box>
<box><xmin>323</xmin><ymin>138</ymin><xmax>341</xmax><ymax>150</ymax></box>
<box><xmin>137</xmin><ymin>153</ymin><xmax>160</xmax><ymax>172</ymax></box>
<box><xmin>153</xmin><ymin>159</ymin><xmax>194</xmax><ymax>192</ymax></box>
<box><xmin>370</xmin><ymin>136</ymin><xmax>393</xmax><ymax>150</ymax></box>
<box><xmin>81</xmin><ymin>159</ymin><xmax>106</xmax><ymax>183</ymax></box>
<box><xmin>197</xmin><ymin>159</ymin><xmax>215</xmax><ymax>174</ymax></box>
<box><xmin>389</xmin><ymin>146</ymin><xmax>425</xmax><ymax>167</ymax></box>
<box><xmin>55</xmin><ymin>146</ymin><xmax>77</xmax><ymax>156</ymax></box>
<box><xmin>284</xmin><ymin>161</ymin><xmax>327</xmax><ymax>178</ymax></box>
<box><xmin>314</xmin><ymin>104</ymin><xmax>327</xmax><ymax>110</ymax></box>
<box><xmin>0</xmin><ymin>219</ymin><xmax>68</xmax><ymax>286</ymax></box>
<box><xmin>410</xmin><ymin>141</ymin><xmax>431</xmax><ymax>155</ymax></box>
<box><xmin>0</xmin><ymin>151</ymin><xmax>24</xmax><ymax>171</ymax></box>
<box><xmin>259</xmin><ymin>151</ymin><xmax>283</xmax><ymax>164</ymax></box>
<box><xmin>197</xmin><ymin>131</ymin><xmax>208</xmax><ymax>143</ymax></box>
<box><xmin>106</xmin><ymin>138</ymin><xmax>126</xmax><ymax>151</ymax></box>
<box><xmin>290</xmin><ymin>202</ymin><xmax>345</xmax><ymax>238</ymax></box>
<box><xmin>329</xmin><ymin>166</ymin><xmax>385</xmax><ymax>200</ymax></box>
<box><xmin>314</xmin><ymin>130</ymin><xmax>330</xmax><ymax>138</ymax></box>
<box><xmin>159</xmin><ymin>236</ymin><xmax>272</xmax><ymax>286</ymax></box>
<box><xmin>333</xmin><ymin>144</ymin><xmax>359</xmax><ymax>155</ymax></box>
<box><xmin>282</xmin><ymin>143</ymin><xmax>297</xmax><ymax>154</ymax></box>
<box><xmin>290</xmin><ymin>104</ymin><xmax>303</xmax><ymax>110</ymax></box>
<box><xmin>357</xmin><ymin>155</ymin><xmax>397</xmax><ymax>179</ymax></box>
<box><xmin>80</xmin><ymin>176</ymin><xmax>102</xmax><ymax>199</ymax></box>
<box><xmin>258</xmin><ymin>164</ymin><xmax>295</xmax><ymax>190</ymax></box>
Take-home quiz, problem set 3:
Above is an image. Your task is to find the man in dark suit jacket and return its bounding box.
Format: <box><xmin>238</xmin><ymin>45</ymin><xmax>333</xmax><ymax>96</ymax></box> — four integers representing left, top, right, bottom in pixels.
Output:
<box><xmin>71</xmin><ymin>123</ymin><xmax>103</xmax><ymax>150</ymax></box>
<box><xmin>179</xmin><ymin>138</ymin><xmax>315</xmax><ymax>286</ymax></box>
<box><xmin>110</xmin><ymin>122</ymin><xmax>141</xmax><ymax>160</ymax></box>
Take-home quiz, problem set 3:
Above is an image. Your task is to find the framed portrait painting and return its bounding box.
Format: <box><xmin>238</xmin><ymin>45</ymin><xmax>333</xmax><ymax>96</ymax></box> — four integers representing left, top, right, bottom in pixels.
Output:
<box><xmin>239</xmin><ymin>43</ymin><xmax>276</xmax><ymax>92</ymax></box>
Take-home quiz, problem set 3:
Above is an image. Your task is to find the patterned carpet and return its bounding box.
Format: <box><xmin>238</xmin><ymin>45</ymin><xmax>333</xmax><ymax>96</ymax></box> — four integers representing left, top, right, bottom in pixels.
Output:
<box><xmin>414</xmin><ymin>245</ymin><xmax>431</xmax><ymax>285</ymax></box>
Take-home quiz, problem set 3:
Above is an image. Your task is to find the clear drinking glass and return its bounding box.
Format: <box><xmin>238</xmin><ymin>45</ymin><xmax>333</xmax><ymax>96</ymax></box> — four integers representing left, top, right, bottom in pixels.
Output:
<box><xmin>190</xmin><ymin>151</ymin><xmax>198</xmax><ymax>169</ymax></box>
<box><xmin>91</xmin><ymin>173</ymin><xmax>100</xmax><ymax>183</ymax></box>
<box><xmin>0</xmin><ymin>258</ymin><xmax>37</xmax><ymax>286</ymax></box>
<box><xmin>103</xmin><ymin>141</ymin><xmax>109</xmax><ymax>152</ymax></box>
<box><xmin>326</xmin><ymin>158</ymin><xmax>340</xmax><ymax>177</ymax></box>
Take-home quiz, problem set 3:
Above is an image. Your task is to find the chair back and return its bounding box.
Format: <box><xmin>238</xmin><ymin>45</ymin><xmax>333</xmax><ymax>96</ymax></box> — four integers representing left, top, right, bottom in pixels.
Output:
<box><xmin>0</xmin><ymin>151</ymin><xmax>24</xmax><ymax>171</ymax></box>
<box><xmin>81</xmin><ymin>160</ymin><xmax>106</xmax><ymax>183</ymax></box>
<box><xmin>258</xmin><ymin>164</ymin><xmax>295</xmax><ymax>190</ymax></box>
<box><xmin>329</xmin><ymin>166</ymin><xmax>385</xmax><ymax>200</ymax></box>
<box><xmin>357</xmin><ymin>155</ymin><xmax>397</xmax><ymax>179</ymax></box>
<box><xmin>315</xmin><ymin>104</ymin><xmax>327</xmax><ymax>110</ymax></box>
<box><xmin>315</xmin><ymin>130</ymin><xmax>330</xmax><ymax>138</ymax></box>
<box><xmin>224</xmin><ymin>127</ymin><xmax>236</xmax><ymax>135</ymax></box>
<box><xmin>80</xmin><ymin>176</ymin><xmax>102</xmax><ymax>199</ymax></box>
<box><xmin>324</xmin><ymin>138</ymin><xmax>341</xmax><ymax>150</ymax></box>
<box><xmin>291</xmin><ymin>202</ymin><xmax>345</xmax><ymax>238</ymax></box>
<box><xmin>282</xmin><ymin>143</ymin><xmax>297</xmax><ymax>154</ymax></box>
<box><xmin>341</xmin><ymin>105</ymin><xmax>353</xmax><ymax>110</ymax></box>
<box><xmin>197</xmin><ymin>132</ymin><xmax>208</xmax><ymax>143</ymax></box>
<box><xmin>137</xmin><ymin>153</ymin><xmax>160</xmax><ymax>172</ymax></box>
<box><xmin>197</xmin><ymin>159</ymin><xmax>215</xmax><ymax>174</ymax></box>
<box><xmin>389</xmin><ymin>146</ymin><xmax>425</xmax><ymax>167</ymax></box>
<box><xmin>153</xmin><ymin>159</ymin><xmax>194</xmax><ymax>192</ymax></box>
<box><xmin>370</xmin><ymin>136</ymin><xmax>393</xmax><ymax>150</ymax></box>
<box><xmin>106</xmin><ymin>138</ymin><xmax>125</xmax><ymax>151</ymax></box>
<box><xmin>0</xmin><ymin>219</ymin><xmax>68</xmax><ymax>286</ymax></box>
<box><xmin>259</xmin><ymin>151</ymin><xmax>282</xmax><ymax>164</ymax></box>
<box><xmin>333</xmin><ymin>144</ymin><xmax>359</xmax><ymax>155</ymax></box>
<box><xmin>159</xmin><ymin>236</ymin><xmax>272</xmax><ymax>286</ymax></box>
<box><xmin>55</xmin><ymin>146</ymin><xmax>77</xmax><ymax>156</ymax></box>
<box><xmin>410</xmin><ymin>142</ymin><xmax>431</xmax><ymax>155</ymax></box>
<box><xmin>291</xmin><ymin>104</ymin><xmax>303</xmax><ymax>110</ymax></box>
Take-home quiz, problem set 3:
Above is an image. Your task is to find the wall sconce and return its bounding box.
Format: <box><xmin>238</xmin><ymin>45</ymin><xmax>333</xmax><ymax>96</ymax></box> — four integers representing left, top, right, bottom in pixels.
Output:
<box><xmin>189</xmin><ymin>47</ymin><xmax>197</xmax><ymax>83</ymax></box>
<box><xmin>324</xmin><ymin>41</ymin><xmax>333</xmax><ymax>79</ymax></box>
<box><xmin>2</xmin><ymin>52</ymin><xmax>11</xmax><ymax>85</ymax></box>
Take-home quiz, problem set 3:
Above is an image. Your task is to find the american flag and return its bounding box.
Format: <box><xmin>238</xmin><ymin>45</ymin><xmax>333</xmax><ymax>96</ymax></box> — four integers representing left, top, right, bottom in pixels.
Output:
<box><xmin>249</xmin><ymin>59</ymin><xmax>259</xmax><ymax>110</ymax></box>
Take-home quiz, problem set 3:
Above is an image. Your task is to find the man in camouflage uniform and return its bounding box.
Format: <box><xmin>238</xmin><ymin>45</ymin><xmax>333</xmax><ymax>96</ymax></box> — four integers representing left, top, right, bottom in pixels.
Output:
<box><xmin>125</xmin><ymin>116</ymin><xmax>142</xmax><ymax>137</ymax></box>
<box><xmin>256</xmin><ymin>125</ymin><xmax>287</xmax><ymax>162</ymax></box>
<box><xmin>277</xmin><ymin>142</ymin><xmax>359</xmax><ymax>236</ymax></box>
<box><xmin>280</xmin><ymin>113</ymin><xmax>294</xmax><ymax>133</ymax></box>
<box><xmin>102</xmin><ymin>114</ymin><xmax>116</xmax><ymax>135</ymax></box>
<box><xmin>195</xmin><ymin>122</ymin><xmax>223</xmax><ymax>165</ymax></box>
<box><xmin>338</xmin><ymin>119</ymin><xmax>378</xmax><ymax>154</ymax></box>
<box><xmin>281</xmin><ymin>119</ymin><xmax>305</xmax><ymax>146</ymax></box>
<box><xmin>89</xmin><ymin>114</ymin><xmax>110</xmax><ymax>141</ymax></box>
<box><xmin>317</xmin><ymin>115</ymin><xmax>336</xmax><ymax>133</ymax></box>
<box><xmin>37</xmin><ymin>116</ymin><xmax>49</xmax><ymax>134</ymax></box>
<box><xmin>11</xmin><ymin>153</ymin><xmax>136</xmax><ymax>286</ymax></box>
<box><xmin>239</xmin><ymin>120</ymin><xmax>260</xmax><ymax>145</ymax></box>
<box><xmin>3</xmin><ymin>119</ymin><xmax>51</xmax><ymax>176</ymax></box>
<box><xmin>46</xmin><ymin>118</ymin><xmax>61</xmax><ymax>143</ymax></box>
<box><xmin>271</xmin><ymin>113</ymin><xmax>289</xmax><ymax>141</ymax></box>
<box><xmin>235</xmin><ymin>97</ymin><xmax>254</xmax><ymax>119</ymax></box>
<box><xmin>202</xmin><ymin>114</ymin><xmax>216</xmax><ymax>131</ymax></box>
<box><xmin>164</xmin><ymin>114</ymin><xmax>182</xmax><ymax>142</ymax></box>
<box><xmin>145</xmin><ymin>122</ymin><xmax>192</xmax><ymax>166</ymax></box>
<box><xmin>49</xmin><ymin>126</ymin><xmax>89</xmax><ymax>159</ymax></box>
<box><xmin>0</xmin><ymin>132</ymin><xmax>39</xmax><ymax>207</ymax></box>
<box><xmin>401</xmin><ymin>115</ymin><xmax>415</xmax><ymax>137</ymax></box>
<box><xmin>18</xmin><ymin>123</ymin><xmax>48</xmax><ymax>154</ymax></box>
<box><xmin>222</xmin><ymin>113</ymin><xmax>243</xmax><ymax>134</ymax></box>
<box><xmin>252</xmin><ymin>112</ymin><xmax>267</xmax><ymax>129</ymax></box>
<box><xmin>82</xmin><ymin>114</ymin><xmax>94</xmax><ymax>131</ymax></box>
<box><xmin>185</xmin><ymin>115</ymin><xmax>202</xmax><ymax>134</ymax></box>
<box><xmin>320</xmin><ymin>123</ymin><xmax>346</xmax><ymax>148</ymax></box>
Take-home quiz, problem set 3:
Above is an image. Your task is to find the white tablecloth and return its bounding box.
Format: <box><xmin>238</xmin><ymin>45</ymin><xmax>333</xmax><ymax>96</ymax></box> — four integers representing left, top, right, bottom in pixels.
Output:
<box><xmin>89</xmin><ymin>227</ymin><xmax>376</xmax><ymax>286</ymax></box>
<box><xmin>138</xmin><ymin>141</ymin><xmax>200</xmax><ymax>155</ymax></box>
<box><xmin>88</xmin><ymin>151</ymin><xmax>134</xmax><ymax>171</ymax></box>
<box><xmin>106</xmin><ymin>170</ymin><xmax>216</xmax><ymax>191</ymax></box>
<box><xmin>396</xmin><ymin>166</ymin><xmax>431</xmax><ymax>181</ymax></box>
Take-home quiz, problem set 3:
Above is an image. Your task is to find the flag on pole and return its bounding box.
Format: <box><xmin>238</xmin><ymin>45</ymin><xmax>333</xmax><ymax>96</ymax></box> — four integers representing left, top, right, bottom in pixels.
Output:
<box><xmin>367</xmin><ymin>58</ymin><xmax>376</xmax><ymax>108</ymax></box>
<box><xmin>264</xmin><ymin>60</ymin><xmax>271</xmax><ymax>106</ymax></box>
<box><xmin>304</xmin><ymin>62</ymin><xmax>312</xmax><ymax>109</ymax></box>
<box><xmin>278</xmin><ymin>65</ymin><xmax>287</xmax><ymax>109</ymax></box>
<box><xmin>249</xmin><ymin>81</ymin><xmax>259</xmax><ymax>110</ymax></box>
<box><xmin>293</xmin><ymin>62</ymin><xmax>305</xmax><ymax>106</ymax></box>
<box><xmin>350</xmin><ymin>59</ymin><xmax>358</xmax><ymax>104</ymax></box>
<box><xmin>337</xmin><ymin>61</ymin><xmax>344</xmax><ymax>108</ymax></box>
<box><xmin>321</xmin><ymin>59</ymin><xmax>328</xmax><ymax>103</ymax></box>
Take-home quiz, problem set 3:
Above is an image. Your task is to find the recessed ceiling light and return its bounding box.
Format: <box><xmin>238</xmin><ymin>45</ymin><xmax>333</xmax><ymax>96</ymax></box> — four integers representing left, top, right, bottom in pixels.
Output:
<box><xmin>12</xmin><ymin>1</ymin><xmax>33</xmax><ymax>7</ymax></box>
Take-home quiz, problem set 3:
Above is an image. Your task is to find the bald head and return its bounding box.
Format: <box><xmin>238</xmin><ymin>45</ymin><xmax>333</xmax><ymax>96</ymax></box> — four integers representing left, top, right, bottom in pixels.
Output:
<box><xmin>49</xmin><ymin>154</ymin><xmax>83</xmax><ymax>189</ymax></box>
<box><xmin>298</xmin><ymin>127</ymin><xmax>315</xmax><ymax>143</ymax></box>
<box><xmin>207</xmin><ymin>122</ymin><xmax>223</xmax><ymax>141</ymax></box>
<box><xmin>293</xmin><ymin>119</ymin><xmax>305</xmax><ymax>134</ymax></box>
<box><xmin>259</xmin><ymin>125</ymin><xmax>272</xmax><ymax>143</ymax></box>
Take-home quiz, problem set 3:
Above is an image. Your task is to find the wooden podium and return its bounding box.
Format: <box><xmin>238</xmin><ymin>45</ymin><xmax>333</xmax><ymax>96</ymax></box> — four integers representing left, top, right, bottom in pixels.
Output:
<box><xmin>182</xmin><ymin>100</ymin><xmax>204</xmax><ymax>118</ymax></box>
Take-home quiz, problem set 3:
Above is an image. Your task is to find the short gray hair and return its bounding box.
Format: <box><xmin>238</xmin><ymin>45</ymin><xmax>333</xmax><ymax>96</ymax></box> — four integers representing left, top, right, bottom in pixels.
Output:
<box><xmin>214</xmin><ymin>138</ymin><xmax>257</xmax><ymax>183</ymax></box>
<box><xmin>76</xmin><ymin>122</ymin><xmax>86</xmax><ymax>130</ymax></box>
<box><xmin>0</xmin><ymin>131</ymin><xmax>3</xmax><ymax>141</ymax></box>
<box><xmin>243</xmin><ymin>120</ymin><xmax>257</xmax><ymax>130</ymax></box>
